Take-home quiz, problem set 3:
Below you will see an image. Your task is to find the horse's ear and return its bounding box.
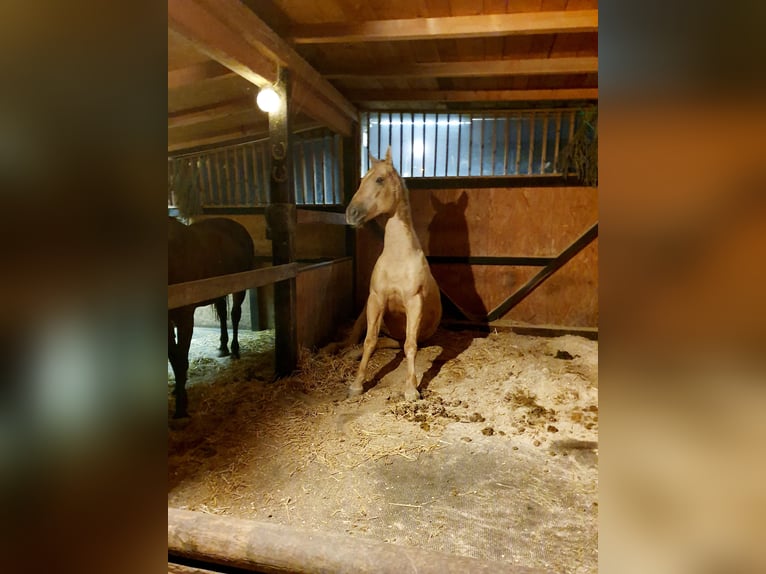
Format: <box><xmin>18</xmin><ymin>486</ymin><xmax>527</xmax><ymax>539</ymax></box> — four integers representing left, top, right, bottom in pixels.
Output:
<box><xmin>368</xmin><ymin>151</ymin><xmax>378</xmax><ymax>166</ymax></box>
<box><xmin>457</xmin><ymin>191</ymin><xmax>469</xmax><ymax>211</ymax></box>
<box><xmin>384</xmin><ymin>146</ymin><xmax>392</xmax><ymax>165</ymax></box>
<box><xmin>430</xmin><ymin>194</ymin><xmax>444</xmax><ymax>211</ymax></box>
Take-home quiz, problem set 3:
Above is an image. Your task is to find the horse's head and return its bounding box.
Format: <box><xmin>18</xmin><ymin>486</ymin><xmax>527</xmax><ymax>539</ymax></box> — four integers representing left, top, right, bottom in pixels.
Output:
<box><xmin>346</xmin><ymin>147</ymin><xmax>402</xmax><ymax>227</ymax></box>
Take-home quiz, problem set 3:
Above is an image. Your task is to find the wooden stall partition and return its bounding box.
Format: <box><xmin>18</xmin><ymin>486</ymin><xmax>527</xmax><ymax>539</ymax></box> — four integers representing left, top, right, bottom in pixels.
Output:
<box><xmin>355</xmin><ymin>184</ymin><xmax>598</xmax><ymax>329</ymax></box>
<box><xmin>296</xmin><ymin>257</ymin><xmax>353</xmax><ymax>350</ymax></box>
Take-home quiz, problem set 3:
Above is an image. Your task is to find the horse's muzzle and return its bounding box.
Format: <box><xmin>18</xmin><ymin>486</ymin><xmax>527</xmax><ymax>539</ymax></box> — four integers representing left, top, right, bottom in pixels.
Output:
<box><xmin>346</xmin><ymin>204</ymin><xmax>366</xmax><ymax>227</ymax></box>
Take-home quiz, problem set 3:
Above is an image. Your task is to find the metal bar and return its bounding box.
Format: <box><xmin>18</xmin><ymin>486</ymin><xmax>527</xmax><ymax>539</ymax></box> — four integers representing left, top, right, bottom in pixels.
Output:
<box><xmin>515</xmin><ymin>115</ymin><xmax>522</xmax><ymax>175</ymax></box>
<box><xmin>553</xmin><ymin>111</ymin><xmax>562</xmax><ymax>174</ymax></box>
<box><xmin>411</xmin><ymin>112</ymin><xmax>415</xmax><ymax>176</ymax></box>
<box><xmin>214</xmin><ymin>151</ymin><xmax>223</xmax><ymax>205</ymax></box>
<box><xmin>421</xmin><ymin>112</ymin><xmax>426</xmax><ymax>175</ymax></box>
<box><xmin>233</xmin><ymin>147</ymin><xmax>242</xmax><ymax>205</ymax></box>
<box><xmin>427</xmin><ymin>255</ymin><xmax>555</xmax><ymax>266</ymax></box>
<box><xmin>540</xmin><ymin>113</ymin><xmax>549</xmax><ymax>175</ymax></box>
<box><xmin>527</xmin><ymin>112</ymin><xmax>535</xmax><ymax>176</ymax></box>
<box><xmin>321</xmin><ymin>134</ymin><xmax>328</xmax><ymax>204</ymax></box>
<box><xmin>456</xmin><ymin>114</ymin><xmax>463</xmax><ymax>175</ymax></box>
<box><xmin>467</xmin><ymin>115</ymin><xmax>473</xmax><ymax>175</ymax></box>
<box><xmin>479</xmin><ymin>113</ymin><xmax>485</xmax><ymax>176</ymax></box>
<box><xmin>491</xmin><ymin>114</ymin><xmax>498</xmax><ymax>175</ymax></box>
<box><xmin>503</xmin><ymin>112</ymin><xmax>510</xmax><ymax>175</ymax></box>
<box><xmin>444</xmin><ymin>113</ymin><xmax>451</xmax><ymax>176</ymax></box>
<box><xmin>432</xmin><ymin>114</ymin><xmax>438</xmax><ymax>176</ymax></box>
<box><xmin>486</xmin><ymin>222</ymin><xmax>599</xmax><ymax>321</ymax></box>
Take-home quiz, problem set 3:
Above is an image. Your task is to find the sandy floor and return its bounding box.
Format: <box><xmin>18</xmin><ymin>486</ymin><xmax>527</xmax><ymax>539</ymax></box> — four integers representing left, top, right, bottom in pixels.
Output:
<box><xmin>168</xmin><ymin>325</ymin><xmax>598</xmax><ymax>574</ymax></box>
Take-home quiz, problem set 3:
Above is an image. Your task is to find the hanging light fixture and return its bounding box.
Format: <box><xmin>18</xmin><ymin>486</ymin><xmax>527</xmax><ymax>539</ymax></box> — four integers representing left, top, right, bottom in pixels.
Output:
<box><xmin>256</xmin><ymin>85</ymin><xmax>280</xmax><ymax>113</ymax></box>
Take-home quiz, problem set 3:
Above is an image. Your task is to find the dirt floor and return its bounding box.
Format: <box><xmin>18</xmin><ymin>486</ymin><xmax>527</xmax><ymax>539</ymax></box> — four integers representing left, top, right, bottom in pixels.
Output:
<box><xmin>168</xmin><ymin>324</ymin><xmax>598</xmax><ymax>574</ymax></box>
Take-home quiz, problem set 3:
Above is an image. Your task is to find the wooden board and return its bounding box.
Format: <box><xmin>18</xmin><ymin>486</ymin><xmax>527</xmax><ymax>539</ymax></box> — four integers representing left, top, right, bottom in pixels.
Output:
<box><xmin>355</xmin><ymin>185</ymin><xmax>597</xmax><ymax>327</ymax></box>
<box><xmin>296</xmin><ymin>258</ymin><xmax>353</xmax><ymax>349</ymax></box>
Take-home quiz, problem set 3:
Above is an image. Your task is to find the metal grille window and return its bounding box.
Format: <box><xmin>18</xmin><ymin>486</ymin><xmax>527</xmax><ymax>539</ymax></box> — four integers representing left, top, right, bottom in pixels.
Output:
<box><xmin>168</xmin><ymin>129</ymin><xmax>342</xmax><ymax>210</ymax></box>
<box><xmin>360</xmin><ymin>110</ymin><xmax>585</xmax><ymax>177</ymax></box>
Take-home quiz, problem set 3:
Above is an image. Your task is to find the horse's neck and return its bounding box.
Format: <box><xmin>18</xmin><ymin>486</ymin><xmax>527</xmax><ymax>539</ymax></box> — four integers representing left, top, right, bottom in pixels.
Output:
<box><xmin>382</xmin><ymin>195</ymin><xmax>422</xmax><ymax>256</ymax></box>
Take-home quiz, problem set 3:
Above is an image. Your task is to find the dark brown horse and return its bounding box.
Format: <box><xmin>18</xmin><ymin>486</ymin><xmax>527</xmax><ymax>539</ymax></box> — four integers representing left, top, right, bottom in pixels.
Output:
<box><xmin>168</xmin><ymin>217</ymin><xmax>254</xmax><ymax>418</ymax></box>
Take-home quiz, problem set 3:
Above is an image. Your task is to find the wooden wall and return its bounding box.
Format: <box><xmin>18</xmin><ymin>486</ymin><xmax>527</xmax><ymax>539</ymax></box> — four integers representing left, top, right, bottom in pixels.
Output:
<box><xmin>297</xmin><ymin>259</ymin><xmax>353</xmax><ymax>350</ymax></box>
<box><xmin>355</xmin><ymin>185</ymin><xmax>598</xmax><ymax>328</ymax></box>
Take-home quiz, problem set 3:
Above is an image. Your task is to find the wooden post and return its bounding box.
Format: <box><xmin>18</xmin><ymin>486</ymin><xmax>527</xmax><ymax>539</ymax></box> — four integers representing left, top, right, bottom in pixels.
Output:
<box><xmin>266</xmin><ymin>67</ymin><xmax>298</xmax><ymax>377</ymax></box>
<box><xmin>341</xmin><ymin>131</ymin><xmax>359</xmax><ymax>310</ymax></box>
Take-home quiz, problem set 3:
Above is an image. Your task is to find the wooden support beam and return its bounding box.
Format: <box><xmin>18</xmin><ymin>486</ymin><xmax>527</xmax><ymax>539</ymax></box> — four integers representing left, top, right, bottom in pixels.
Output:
<box><xmin>428</xmin><ymin>255</ymin><xmax>556</xmax><ymax>266</ymax></box>
<box><xmin>293</xmin><ymin>79</ymin><xmax>352</xmax><ymax>137</ymax></box>
<box><xmin>323</xmin><ymin>57</ymin><xmax>598</xmax><ymax>79</ymax></box>
<box><xmin>486</xmin><ymin>222</ymin><xmax>598</xmax><ymax>321</ymax></box>
<box><xmin>267</xmin><ymin>67</ymin><xmax>298</xmax><ymax>377</ymax></box>
<box><xmin>195</xmin><ymin>0</ymin><xmax>357</xmax><ymax>122</ymax></box>
<box><xmin>290</xmin><ymin>9</ymin><xmax>598</xmax><ymax>44</ymax></box>
<box><xmin>168</xmin><ymin>0</ymin><xmax>356</xmax><ymax>135</ymax></box>
<box><xmin>347</xmin><ymin>88</ymin><xmax>599</xmax><ymax>103</ymax></box>
<box><xmin>168</xmin><ymin>0</ymin><xmax>276</xmax><ymax>87</ymax></box>
<box><xmin>168</xmin><ymin>264</ymin><xmax>298</xmax><ymax>310</ymax></box>
<box><xmin>168</xmin><ymin>60</ymin><xmax>235</xmax><ymax>90</ymax></box>
<box><xmin>168</xmin><ymin>507</ymin><xmax>542</xmax><ymax>574</ymax></box>
<box><xmin>168</xmin><ymin>97</ymin><xmax>255</xmax><ymax>129</ymax></box>
<box><xmin>296</xmin><ymin>209</ymin><xmax>347</xmax><ymax>225</ymax></box>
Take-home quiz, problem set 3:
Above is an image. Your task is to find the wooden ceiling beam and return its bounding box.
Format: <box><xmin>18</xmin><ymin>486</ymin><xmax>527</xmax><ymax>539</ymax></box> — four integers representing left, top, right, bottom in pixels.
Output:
<box><xmin>290</xmin><ymin>9</ymin><xmax>598</xmax><ymax>44</ymax></box>
<box><xmin>168</xmin><ymin>0</ymin><xmax>356</xmax><ymax>135</ymax></box>
<box><xmin>323</xmin><ymin>57</ymin><xmax>598</xmax><ymax>79</ymax></box>
<box><xmin>196</xmin><ymin>0</ymin><xmax>357</xmax><ymax>122</ymax></box>
<box><xmin>168</xmin><ymin>0</ymin><xmax>276</xmax><ymax>88</ymax></box>
<box><xmin>168</xmin><ymin>61</ymin><xmax>236</xmax><ymax>90</ymax></box>
<box><xmin>346</xmin><ymin>88</ymin><xmax>599</xmax><ymax>103</ymax></box>
<box><xmin>168</xmin><ymin>97</ymin><xmax>255</xmax><ymax>129</ymax></box>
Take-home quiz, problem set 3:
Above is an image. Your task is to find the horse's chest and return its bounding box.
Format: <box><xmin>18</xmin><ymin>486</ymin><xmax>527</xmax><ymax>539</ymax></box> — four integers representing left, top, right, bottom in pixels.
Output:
<box><xmin>371</xmin><ymin>256</ymin><xmax>424</xmax><ymax>298</ymax></box>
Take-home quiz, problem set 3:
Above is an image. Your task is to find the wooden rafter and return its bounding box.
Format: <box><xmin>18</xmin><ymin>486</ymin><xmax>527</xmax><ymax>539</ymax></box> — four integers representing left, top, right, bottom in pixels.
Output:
<box><xmin>168</xmin><ymin>97</ymin><xmax>254</xmax><ymax>129</ymax></box>
<box><xmin>168</xmin><ymin>0</ymin><xmax>356</xmax><ymax>136</ymax></box>
<box><xmin>290</xmin><ymin>9</ymin><xmax>598</xmax><ymax>44</ymax></box>
<box><xmin>192</xmin><ymin>0</ymin><xmax>356</xmax><ymax>121</ymax></box>
<box><xmin>168</xmin><ymin>0</ymin><xmax>276</xmax><ymax>87</ymax></box>
<box><xmin>168</xmin><ymin>61</ymin><xmax>236</xmax><ymax>90</ymax></box>
<box><xmin>346</xmin><ymin>88</ymin><xmax>599</xmax><ymax>103</ymax></box>
<box><xmin>322</xmin><ymin>57</ymin><xmax>598</xmax><ymax>79</ymax></box>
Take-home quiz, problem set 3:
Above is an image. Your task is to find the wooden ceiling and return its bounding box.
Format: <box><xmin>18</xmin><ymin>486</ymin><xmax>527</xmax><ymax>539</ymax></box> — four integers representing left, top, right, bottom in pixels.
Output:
<box><xmin>168</xmin><ymin>0</ymin><xmax>598</xmax><ymax>153</ymax></box>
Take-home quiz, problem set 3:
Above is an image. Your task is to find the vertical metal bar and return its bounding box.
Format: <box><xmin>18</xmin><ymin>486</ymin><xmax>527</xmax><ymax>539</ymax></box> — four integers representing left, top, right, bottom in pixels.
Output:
<box><xmin>321</xmin><ymin>134</ymin><xmax>328</xmax><ymax>205</ymax></box>
<box><xmin>503</xmin><ymin>112</ymin><xmax>510</xmax><ymax>175</ymax></box>
<box><xmin>410</xmin><ymin>114</ymin><xmax>415</xmax><ymax>177</ymax></box>
<box><xmin>457</xmin><ymin>114</ymin><xmax>462</xmax><ymax>175</ymax></box>
<box><xmin>527</xmin><ymin>112</ymin><xmax>535</xmax><ymax>176</ymax></box>
<box><xmin>261</xmin><ymin>142</ymin><xmax>269</xmax><ymax>203</ymax></box>
<box><xmin>444</xmin><ymin>113</ymin><xmax>450</xmax><ymax>176</ymax></box>
<box><xmin>233</xmin><ymin>147</ymin><xmax>241</xmax><ymax>205</ymax></box>
<box><xmin>540</xmin><ymin>113</ymin><xmax>549</xmax><ymax>174</ymax></box>
<box><xmin>553</xmin><ymin>111</ymin><xmax>562</xmax><ymax>174</ymax></box>
<box><xmin>479</xmin><ymin>114</ymin><xmax>485</xmax><ymax>176</ymax></box>
<box><xmin>432</xmin><ymin>114</ymin><xmax>438</xmax><ymax>177</ymax></box>
<box><xmin>421</xmin><ymin>113</ymin><xmax>426</xmax><ymax>176</ymax></box>
<box><xmin>249</xmin><ymin>143</ymin><xmax>258</xmax><ymax>205</ymax></box>
<box><xmin>377</xmin><ymin>112</ymin><xmax>382</xmax><ymax>161</ymax></box>
<box><xmin>204</xmin><ymin>155</ymin><xmax>213</xmax><ymax>205</ymax></box>
<box><xmin>399</xmin><ymin>113</ymin><xmax>404</xmax><ymax>170</ymax></box>
<box><xmin>491</xmin><ymin>114</ymin><xmax>498</xmax><ymax>175</ymax></box>
<box><xmin>569</xmin><ymin>109</ymin><xmax>576</xmax><ymax>142</ymax></box>
<box><xmin>214</xmin><ymin>151</ymin><xmax>223</xmax><ymax>205</ymax></box>
<box><xmin>514</xmin><ymin>115</ymin><xmax>522</xmax><ymax>174</ymax></box>
<box><xmin>467</xmin><ymin>114</ymin><xmax>473</xmax><ymax>176</ymax></box>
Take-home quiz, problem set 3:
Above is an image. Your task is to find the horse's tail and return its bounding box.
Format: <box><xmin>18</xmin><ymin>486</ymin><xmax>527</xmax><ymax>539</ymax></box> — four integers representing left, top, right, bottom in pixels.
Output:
<box><xmin>214</xmin><ymin>296</ymin><xmax>228</xmax><ymax>323</ymax></box>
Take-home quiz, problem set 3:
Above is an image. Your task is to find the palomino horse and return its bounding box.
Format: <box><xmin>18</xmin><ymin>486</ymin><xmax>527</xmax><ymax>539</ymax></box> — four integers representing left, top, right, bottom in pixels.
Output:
<box><xmin>345</xmin><ymin>147</ymin><xmax>442</xmax><ymax>400</ymax></box>
<box><xmin>168</xmin><ymin>217</ymin><xmax>254</xmax><ymax>418</ymax></box>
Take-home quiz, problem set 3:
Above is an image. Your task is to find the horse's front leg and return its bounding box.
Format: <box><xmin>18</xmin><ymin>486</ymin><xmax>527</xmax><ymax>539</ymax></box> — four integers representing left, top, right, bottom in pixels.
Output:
<box><xmin>349</xmin><ymin>294</ymin><xmax>384</xmax><ymax>397</ymax></box>
<box><xmin>403</xmin><ymin>294</ymin><xmax>424</xmax><ymax>401</ymax></box>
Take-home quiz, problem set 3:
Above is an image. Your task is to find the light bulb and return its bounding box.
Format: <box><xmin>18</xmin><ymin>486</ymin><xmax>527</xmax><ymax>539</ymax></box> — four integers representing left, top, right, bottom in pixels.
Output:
<box><xmin>256</xmin><ymin>86</ymin><xmax>280</xmax><ymax>113</ymax></box>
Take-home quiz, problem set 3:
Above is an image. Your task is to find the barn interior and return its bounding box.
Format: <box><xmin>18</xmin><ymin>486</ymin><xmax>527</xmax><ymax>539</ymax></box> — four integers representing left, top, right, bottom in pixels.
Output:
<box><xmin>168</xmin><ymin>1</ymin><xmax>598</xmax><ymax>573</ymax></box>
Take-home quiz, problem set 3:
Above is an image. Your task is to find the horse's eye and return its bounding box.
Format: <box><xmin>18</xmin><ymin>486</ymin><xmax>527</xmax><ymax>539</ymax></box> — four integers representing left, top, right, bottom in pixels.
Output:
<box><xmin>375</xmin><ymin>176</ymin><xmax>384</xmax><ymax>184</ymax></box>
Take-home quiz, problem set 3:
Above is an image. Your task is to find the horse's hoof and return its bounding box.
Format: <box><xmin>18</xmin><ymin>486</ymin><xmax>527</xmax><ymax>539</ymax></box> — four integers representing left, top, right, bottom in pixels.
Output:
<box><xmin>348</xmin><ymin>386</ymin><xmax>363</xmax><ymax>398</ymax></box>
<box><xmin>404</xmin><ymin>388</ymin><xmax>421</xmax><ymax>402</ymax></box>
<box><xmin>218</xmin><ymin>349</ymin><xmax>230</xmax><ymax>358</ymax></box>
